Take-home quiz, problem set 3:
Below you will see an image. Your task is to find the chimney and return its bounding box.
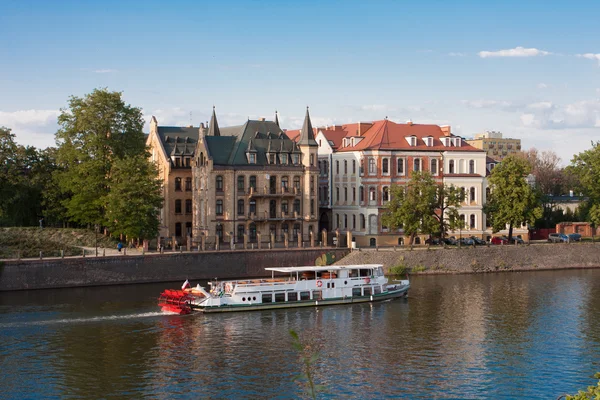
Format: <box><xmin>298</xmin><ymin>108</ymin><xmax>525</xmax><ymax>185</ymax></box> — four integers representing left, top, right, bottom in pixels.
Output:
<box><xmin>441</xmin><ymin>125</ymin><xmax>451</xmax><ymax>136</ymax></box>
<box><xmin>258</xmin><ymin>117</ymin><xmax>266</xmax><ymax>121</ymax></box>
<box><xmin>407</xmin><ymin>119</ymin><xmax>413</xmax><ymax>126</ymax></box>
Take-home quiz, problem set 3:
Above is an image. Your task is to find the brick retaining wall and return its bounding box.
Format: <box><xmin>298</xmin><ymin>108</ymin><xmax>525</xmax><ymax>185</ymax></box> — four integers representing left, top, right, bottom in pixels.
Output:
<box><xmin>0</xmin><ymin>248</ymin><xmax>349</xmax><ymax>291</ymax></box>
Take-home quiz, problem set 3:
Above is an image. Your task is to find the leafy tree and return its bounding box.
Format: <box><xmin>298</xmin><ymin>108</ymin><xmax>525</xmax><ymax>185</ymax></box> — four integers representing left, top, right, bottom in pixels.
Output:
<box><xmin>54</xmin><ymin>88</ymin><xmax>147</xmax><ymax>228</ymax></box>
<box><xmin>569</xmin><ymin>142</ymin><xmax>600</xmax><ymax>229</ymax></box>
<box><xmin>382</xmin><ymin>171</ymin><xmax>462</xmax><ymax>245</ymax></box>
<box><xmin>105</xmin><ymin>155</ymin><xmax>163</xmax><ymax>242</ymax></box>
<box><xmin>0</xmin><ymin>127</ymin><xmax>20</xmax><ymax>224</ymax></box>
<box><xmin>484</xmin><ymin>155</ymin><xmax>542</xmax><ymax>239</ymax></box>
<box><xmin>561</xmin><ymin>372</ymin><xmax>600</xmax><ymax>400</ymax></box>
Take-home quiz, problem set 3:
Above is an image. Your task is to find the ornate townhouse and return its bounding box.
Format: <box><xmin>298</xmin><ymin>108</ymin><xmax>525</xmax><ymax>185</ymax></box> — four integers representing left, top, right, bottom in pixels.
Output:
<box><xmin>146</xmin><ymin>117</ymin><xmax>200</xmax><ymax>244</ymax></box>
<box><xmin>192</xmin><ymin>108</ymin><xmax>319</xmax><ymax>245</ymax></box>
<box><xmin>296</xmin><ymin>119</ymin><xmax>490</xmax><ymax>247</ymax></box>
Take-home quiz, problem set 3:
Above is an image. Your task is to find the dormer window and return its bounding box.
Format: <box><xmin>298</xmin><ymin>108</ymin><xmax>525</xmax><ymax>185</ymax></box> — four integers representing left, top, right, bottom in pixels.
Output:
<box><xmin>280</xmin><ymin>153</ymin><xmax>288</xmax><ymax>164</ymax></box>
<box><xmin>406</xmin><ymin>136</ymin><xmax>417</xmax><ymax>146</ymax></box>
<box><xmin>452</xmin><ymin>137</ymin><xmax>462</xmax><ymax>147</ymax></box>
<box><xmin>248</xmin><ymin>153</ymin><xmax>256</xmax><ymax>164</ymax></box>
<box><xmin>292</xmin><ymin>154</ymin><xmax>300</xmax><ymax>164</ymax></box>
<box><xmin>424</xmin><ymin>136</ymin><xmax>433</xmax><ymax>147</ymax></box>
<box><xmin>441</xmin><ymin>137</ymin><xmax>451</xmax><ymax>147</ymax></box>
<box><xmin>269</xmin><ymin>153</ymin><xmax>276</xmax><ymax>164</ymax></box>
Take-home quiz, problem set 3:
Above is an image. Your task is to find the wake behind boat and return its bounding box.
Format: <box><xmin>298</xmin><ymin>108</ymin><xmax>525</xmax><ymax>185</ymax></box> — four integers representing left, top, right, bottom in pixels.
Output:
<box><xmin>157</xmin><ymin>264</ymin><xmax>409</xmax><ymax>314</ymax></box>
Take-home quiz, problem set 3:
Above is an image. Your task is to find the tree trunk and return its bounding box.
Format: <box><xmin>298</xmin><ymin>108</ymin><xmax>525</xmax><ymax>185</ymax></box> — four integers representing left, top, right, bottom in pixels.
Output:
<box><xmin>508</xmin><ymin>223</ymin><xmax>514</xmax><ymax>241</ymax></box>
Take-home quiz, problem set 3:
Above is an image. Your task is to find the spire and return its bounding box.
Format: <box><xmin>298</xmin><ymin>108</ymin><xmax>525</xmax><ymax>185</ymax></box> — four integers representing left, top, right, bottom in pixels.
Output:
<box><xmin>208</xmin><ymin>106</ymin><xmax>220</xmax><ymax>136</ymax></box>
<box><xmin>298</xmin><ymin>106</ymin><xmax>317</xmax><ymax>147</ymax></box>
<box><xmin>275</xmin><ymin>110</ymin><xmax>280</xmax><ymax>127</ymax></box>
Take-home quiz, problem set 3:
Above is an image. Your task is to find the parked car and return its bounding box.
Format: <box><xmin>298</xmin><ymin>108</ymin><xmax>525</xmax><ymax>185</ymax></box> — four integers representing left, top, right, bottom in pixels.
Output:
<box><xmin>548</xmin><ymin>233</ymin><xmax>569</xmax><ymax>243</ymax></box>
<box><xmin>459</xmin><ymin>237</ymin><xmax>474</xmax><ymax>246</ymax></box>
<box><xmin>425</xmin><ymin>237</ymin><xmax>442</xmax><ymax>245</ymax></box>
<box><xmin>567</xmin><ymin>233</ymin><xmax>582</xmax><ymax>242</ymax></box>
<box><xmin>443</xmin><ymin>237</ymin><xmax>458</xmax><ymax>246</ymax></box>
<box><xmin>470</xmin><ymin>236</ymin><xmax>487</xmax><ymax>245</ymax></box>
<box><xmin>490</xmin><ymin>236</ymin><xmax>508</xmax><ymax>245</ymax></box>
<box><xmin>508</xmin><ymin>236</ymin><xmax>525</xmax><ymax>244</ymax></box>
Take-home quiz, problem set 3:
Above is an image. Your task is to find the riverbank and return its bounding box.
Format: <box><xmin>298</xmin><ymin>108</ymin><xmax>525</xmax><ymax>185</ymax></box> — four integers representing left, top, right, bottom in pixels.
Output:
<box><xmin>337</xmin><ymin>242</ymin><xmax>600</xmax><ymax>274</ymax></box>
<box><xmin>0</xmin><ymin>248</ymin><xmax>348</xmax><ymax>291</ymax></box>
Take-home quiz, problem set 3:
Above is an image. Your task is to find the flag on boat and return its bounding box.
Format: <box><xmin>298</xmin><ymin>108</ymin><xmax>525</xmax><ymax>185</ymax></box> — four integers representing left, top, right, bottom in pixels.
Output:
<box><xmin>182</xmin><ymin>279</ymin><xmax>190</xmax><ymax>290</ymax></box>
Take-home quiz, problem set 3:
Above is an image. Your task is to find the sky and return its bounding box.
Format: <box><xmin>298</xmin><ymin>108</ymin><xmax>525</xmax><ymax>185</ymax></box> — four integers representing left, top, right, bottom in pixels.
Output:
<box><xmin>1</xmin><ymin>0</ymin><xmax>599</xmax><ymax>165</ymax></box>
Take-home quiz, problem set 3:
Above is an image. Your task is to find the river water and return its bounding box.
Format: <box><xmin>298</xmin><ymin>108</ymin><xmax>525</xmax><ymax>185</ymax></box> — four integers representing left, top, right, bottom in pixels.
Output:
<box><xmin>1</xmin><ymin>269</ymin><xmax>599</xmax><ymax>399</ymax></box>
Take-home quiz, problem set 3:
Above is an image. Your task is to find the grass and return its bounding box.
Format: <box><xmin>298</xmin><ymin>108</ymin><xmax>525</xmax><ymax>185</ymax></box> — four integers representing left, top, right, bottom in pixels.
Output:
<box><xmin>0</xmin><ymin>227</ymin><xmax>118</xmax><ymax>259</ymax></box>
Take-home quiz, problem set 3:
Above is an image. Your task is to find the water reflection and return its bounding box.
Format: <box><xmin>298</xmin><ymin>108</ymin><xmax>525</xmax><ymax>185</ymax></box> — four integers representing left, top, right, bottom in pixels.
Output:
<box><xmin>1</xmin><ymin>271</ymin><xmax>600</xmax><ymax>398</ymax></box>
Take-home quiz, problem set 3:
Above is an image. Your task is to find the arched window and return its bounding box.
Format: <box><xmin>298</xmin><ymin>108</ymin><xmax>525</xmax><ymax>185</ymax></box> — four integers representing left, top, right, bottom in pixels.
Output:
<box><xmin>485</xmin><ymin>187</ymin><xmax>491</xmax><ymax>201</ymax></box>
<box><xmin>310</xmin><ymin>176</ymin><xmax>315</xmax><ymax>194</ymax></box>
<box><xmin>185</xmin><ymin>177</ymin><xmax>192</xmax><ymax>191</ymax></box>
<box><xmin>460</xmin><ymin>187</ymin><xmax>466</xmax><ymax>202</ymax></box>
<box><xmin>352</xmin><ymin>187</ymin><xmax>356</xmax><ymax>203</ymax></box>
<box><xmin>359</xmin><ymin>186</ymin><xmax>364</xmax><ymax>202</ymax></box>
<box><xmin>175</xmin><ymin>222</ymin><xmax>182</xmax><ymax>237</ymax></box>
<box><xmin>281</xmin><ymin>176</ymin><xmax>289</xmax><ymax>192</ymax></box>
<box><xmin>293</xmin><ymin>199</ymin><xmax>301</xmax><ymax>214</ymax></box>
<box><xmin>397</xmin><ymin>158</ymin><xmax>405</xmax><ymax>175</ymax></box>
<box><xmin>470</xmin><ymin>187</ymin><xmax>476</xmax><ymax>203</ymax></box>
<box><xmin>185</xmin><ymin>199</ymin><xmax>192</xmax><ymax>214</ymax></box>
<box><xmin>344</xmin><ymin>160</ymin><xmax>348</xmax><ymax>174</ymax></box>
<box><xmin>237</xmin><ymin>199</ymin><xmax>245</xmax><ymax>215</ymax></box>
<box><xmin>336</xmin><ymin>160</ymin><xmax>340</xmax><ymax>175</ymax></box>
<box><xmin>216</xmin><ymin>175</ymin><xmax>223</xmax><ymax>192</ymax></box>
<box><xmin>249</xmin><ymin>223</ymin><xmax>257</xmax><ymax>241</ymax></box>
<box><xmin>413</xmin><ymin>158</ymin><xmax>421</xmax><ymax>172</ymax></box>
<box><xmin>360</xmin><ymin>214</ymin><xmax>366</xmax><ymax>230</ymax></box>
<box><xmin>449</xmin><ymin>160</ymin><xmax>455</xmax><ymax>174</ymax></box>
<box><xmin>175</xmin><ymin>177</ymin><xmax>182</xmax><ymax>191</ymax></box>
<box><xmin>344</xmin><ymin>214</ymin><xmax>348</xmax><ymax>229</ymax></box>
<box><xmin>175</xmin><ymin>199</ymin><xmax>182</xmax><ymax>214</ymax></box>
<box><xmin>352</xmin><ymin>214</ymin><xmax>356</xmax><ymax>229</ymax></box>
<box><xmin>282</xmin><ymin>223</ymin><xmax>289</xmax><ymax>240</ymax></box>
<box><xmin>249</xmin><ymin>199</ymin><xmax>256</xmax><ymax>215</ymax></box>
<box><xmin>352</xmin><ymin>160</ymin><xmax>356</xmax><ymax>174</ymax></box>
<box><xmin>430</xmin><ymin>159</ymin><xmax>438</xmax><ymax>175</ymax></box>
<box><xmin>369</xmin><ymin>158</ymin><xmax>376</xmax><ymax>175</ymax></box>
<box><xmin>470</xmin><ymin>214</ymin><xmax>476</xmax><ymax>229</ymax></box>
<box><xmin>249</xmin><ymin>175</ymin><xmax>257</xmax><ymax>189</ymax></box>
<box><xmin>383</xmin><ymin>186</ymin><xmax>389</xmax><ymax>202</ymax></box>
<box><xmin>469</xmin><ymin>160</ymin><xmax>475</xmax><ymax>174</ymax></box>
<box><xmin>237</xmin><ymin>175</ymin><xmax>245</xmax><ymax>192</ymax></box>
<box><xmin>344</xmin><ymin>187</ymin><xmax>348</xmax><ymax>202</ymax></box>
<box><xmin>459</xmin><ymin>214</ymin><xmax>466</xmax><ymax>229</ymax></box>
<box><xmin>369</xmin><ymin>187</ymin><xmax>376</xmax><ymax>202</ymax></box>
<box><xmin>237</xmin><ymin>224</ymin><xmax>245</xmax><ymax>241</ymax></box>
<box><xmin>382</xmin><ymin>158</ymin><xmax>389</xmax><ymax>174</ymax></box>
<box><xmin>293</xmin><ymin>223</ymin><xmax>301</xmax><ymax>240</ymax></box>
<box><xmin>336</xmin><ymin>187</ymin><xmax>340</xmax><ymax>202</ymax></box>
<box><xmin>216</xmin><ymin>199</ymin><xmax>223</xmax><ymax>215</ymax></box>
<box><xmin>293</xmin><ymin>176</ymin><xmax>301</xmax><ymax>190</ymax></box>
<box><xmin>216</xmin><ymin>224</ymin><xmax>223</xmax><ymax>242</ymax></box>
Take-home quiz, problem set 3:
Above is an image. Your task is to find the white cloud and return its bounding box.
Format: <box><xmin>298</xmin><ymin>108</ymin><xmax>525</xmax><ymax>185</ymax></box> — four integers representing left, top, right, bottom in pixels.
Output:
<box><xmin>461</xmin><ymin>99</ymin><xmax>520</xmax><ymax>111</ymax></box>
<box><xmin>478</xmin><ymin>46</ymin><xmax>551</xmax><ymax>58</ymax></box>
<box><xmin>448</xmin><ymin>52</ymin><xmax>466</xmax><ymax>57</ymax></box>
<box><xmin>520</xmin><ymin>99</ymin><xmax>600</xmax><ymax>129</ymax></box>
<box><xmin>577</xmin><ymin>53</ymin><xmax>600</xmax><ymax>65</ymax></box>
<box><xmin>94</xmin><ymin>69</ymin><xmax>118</xmax><ymax>73</ymax></box>
<box><xmin>0</xmin><ymin>109</ymin><xmax>60</xmax><ymax>148</ymax></box>
<box><xmin>537</xmin><ymin>83</ymin><xmax>549</xmax><ymax>89</ymax></box>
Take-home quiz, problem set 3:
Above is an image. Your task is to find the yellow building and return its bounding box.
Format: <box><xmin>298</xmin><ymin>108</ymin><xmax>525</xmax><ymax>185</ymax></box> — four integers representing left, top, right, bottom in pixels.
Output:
<box><xmin>466</xmin><ymin>131</ymin><xmax>521</xmax><ymax>161</ymax></box>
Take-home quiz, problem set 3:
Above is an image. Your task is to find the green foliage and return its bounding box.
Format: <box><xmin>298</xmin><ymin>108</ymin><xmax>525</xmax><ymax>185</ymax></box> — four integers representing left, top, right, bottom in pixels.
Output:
<box><xmin>389</xmin><ymin>263</ymin><xmax>407</xmax><ymax>276</ymax></box>
<box><xmin>105</xmin><ymin>155</ymin><xmax>163</xmax><ymax>240</ymax></box>
<box><xmin>315</xmin><ymin>252</ymin><xmax>335</xmax><ymax>266</ymax></box>
<box><xmin>290</xmin><ymin>329</ymin><xmax>325</xmax><ymax>399</ymax></box>
<box><xmin>412</xmin><ymin>265</ymin><xmax>426</xmax><ymax>272</ymax></box>
<box><xmin>569</xmin><ymin>142</ymin><xmax>600</xmax><ymax>228</ymax></box>
<box><xmin>484</xmin><ymin>155</ymin><xmax>542</xmax><ymax>239</ymax></box>
<box><xmin>382</xmin><ymin>172</ymin><xmax>462</xmax><ymax>244</ymax></box>
<box><xmin>563</xmin><ymin>372</ymin><xmax>600</xmax><ymax>400</ymax></box>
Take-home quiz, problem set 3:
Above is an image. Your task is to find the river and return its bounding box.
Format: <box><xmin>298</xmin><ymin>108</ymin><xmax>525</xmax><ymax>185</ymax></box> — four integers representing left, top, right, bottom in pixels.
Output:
<box><xmin>1</xmin><ymin>269</ymin><xmax>599</xmax><ymax>399</ymax></box>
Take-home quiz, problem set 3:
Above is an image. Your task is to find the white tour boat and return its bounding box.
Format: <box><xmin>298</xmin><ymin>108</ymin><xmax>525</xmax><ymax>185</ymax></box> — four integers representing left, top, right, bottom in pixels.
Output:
<box><xmin>158</xmin><ymin>264</ymin><xmax>409</xmax><ymax>314</ymax></box>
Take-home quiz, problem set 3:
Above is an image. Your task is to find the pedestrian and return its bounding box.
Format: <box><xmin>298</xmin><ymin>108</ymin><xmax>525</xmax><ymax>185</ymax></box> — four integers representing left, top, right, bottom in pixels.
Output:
<box><xmin>117</xmin><ymin>241</ymin><xmax>123</xmax><ymax>253</ymax></box>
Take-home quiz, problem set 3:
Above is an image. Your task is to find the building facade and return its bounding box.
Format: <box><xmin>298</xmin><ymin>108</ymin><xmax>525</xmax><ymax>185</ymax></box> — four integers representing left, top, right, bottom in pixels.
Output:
<box><xmin>192</xmin><ymin>108</ymin><xmax>319</xmax><ymax>246</ymax></box>
<box><xmin>466</xmin><ymin>131</ymin><xmax>521</xmax><ymax>161</ymax></box>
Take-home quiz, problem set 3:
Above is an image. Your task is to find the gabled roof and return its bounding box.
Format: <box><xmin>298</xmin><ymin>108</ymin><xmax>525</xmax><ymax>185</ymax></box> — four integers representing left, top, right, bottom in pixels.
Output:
<box><xmin>156</xmin><ymin>126</ymin><xmax>199</xmax><ymax>157</ymax></box>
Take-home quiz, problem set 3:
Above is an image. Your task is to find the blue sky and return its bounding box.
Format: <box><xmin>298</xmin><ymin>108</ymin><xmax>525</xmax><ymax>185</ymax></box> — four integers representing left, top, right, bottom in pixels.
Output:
<box><xmin>1</xmin><ymin>0</ymin><xmax>599</xmax><ymax>164</ymax></box>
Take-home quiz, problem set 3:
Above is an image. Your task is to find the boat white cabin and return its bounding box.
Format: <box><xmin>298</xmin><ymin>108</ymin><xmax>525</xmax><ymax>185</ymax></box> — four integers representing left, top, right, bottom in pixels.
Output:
<box><xmin>161</xmin><ymin>264</ymin><xmax>409</xmax><ymax>314</ymax></box>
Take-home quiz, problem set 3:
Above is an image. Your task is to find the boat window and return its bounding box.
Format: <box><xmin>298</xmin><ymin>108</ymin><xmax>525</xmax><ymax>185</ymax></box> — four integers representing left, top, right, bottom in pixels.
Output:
<box><xmin>262</xmin><ymin>294</ymin><xmax>272</xmax><ymax>303</ymax></box>
<box><xmin>352</xmin><ymin>287</ymin><xmax>362</xmax><ymax>297</ymax></box>
<box><xmin>327</xmin><ymin>282</ymin><xmax>331</xmax><ymax>289</ymax></box>
<box><xmin>275</xmin><ymin>293</ymin><xmax>286</xmax><ymax>303</ymax></box>
<box><xmin>349</xmin><ymin>270</ymin><xmax>358</xmax><ymax>278</ymax></box>
<box><xmin>287</xmin><ymin>292</ymin><xmax>298</xmax><ymax>302</ymax></box>
<box><xmin>374</xmin><ymin>286</ymin><xmax>382</xmax><ymax>294</ymax></box>
<box><xmin>312</xmin><ymin>290</ymin><xmax>322</xmax><ymax>300</ymax></box>
<box><xmin>364</xmin><ymin>287</ymin><xmax>372</xmax><ymax>296</ymax></box>
<box><xmin>300</xmin><ymin>291</ymin><xmax>310</xmax><ymax>300</ymax></box>
<box><xmin>331</xmin><ymin>282</ymin><xmax>335</xmax><ymax>288</ymax></box>
<box><xmin>242</xmin><ymin>297</ymin><xmax>246</xmax><ymax>301</ymax></box>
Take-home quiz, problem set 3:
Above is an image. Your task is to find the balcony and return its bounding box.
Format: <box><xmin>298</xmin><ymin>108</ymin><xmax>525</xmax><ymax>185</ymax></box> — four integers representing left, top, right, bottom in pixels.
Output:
<box><xmin>247</xmin><ymin>186</ymin><xmax>299</xmax><ymax>198</ymax></box>
<box><xmin>247</xmin><ymin>211</ymin><xmax>301</xmax><ymax>221</ymax></box>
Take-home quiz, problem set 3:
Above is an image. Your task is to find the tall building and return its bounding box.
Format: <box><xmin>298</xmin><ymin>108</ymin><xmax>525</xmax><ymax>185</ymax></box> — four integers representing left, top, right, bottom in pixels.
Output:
<box><xmin>146</xmin><ymin>117</ymin><xmax>200</xmax><ymax>244</ymax></box>
<box><xmin>466</xmin><ymin>131</ymin><xmax>521</xmax><ymax>161</ymax></box>
<box><xmin>192</xmin><ymin>108</ymin><xmax>319</xmax><ymax>246</ymax></box>
<box><xmin>291</xmin><ymin>120</ymin><xmax>490</xmax><ymax>247</ymax></box>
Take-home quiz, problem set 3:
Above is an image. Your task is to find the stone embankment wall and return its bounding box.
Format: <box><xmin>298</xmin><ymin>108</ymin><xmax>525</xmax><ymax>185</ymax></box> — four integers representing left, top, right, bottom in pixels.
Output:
<box><xmin>337</xmin><ymin>243</ymin><xmax>600</xmax><ymax>274</ymax></box>
<box><xmin>0</xmin><ymin>248</ymin><xmax>348</xmax><ymax>291</ymax></box>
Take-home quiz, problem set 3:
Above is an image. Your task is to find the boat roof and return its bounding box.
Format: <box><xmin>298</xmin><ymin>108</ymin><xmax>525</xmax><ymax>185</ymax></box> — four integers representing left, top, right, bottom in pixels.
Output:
<box><xmin>264</xmin><ymin>264</ymin><xmax>383</xmax><ymax>273</ymax></box>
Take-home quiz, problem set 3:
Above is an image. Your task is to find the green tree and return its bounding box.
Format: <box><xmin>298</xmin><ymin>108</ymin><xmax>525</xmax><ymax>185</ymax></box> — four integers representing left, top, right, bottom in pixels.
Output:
<box><xmin>569</xmin><ymin>142</ymin><xmax>600</xmax><ymax>229</ymax></box>
<box><xmin>382</xmin><ymin>171</ymin><xmax>462</xmax><ymax>245</ymax></box>
<box><xmin>54</xmin><ymin>88</ymin><xmax>147</xmax><ymax>228</ymax></box>
<box><xmin>561</xmin><ymin>372</ymin><xmax>600</xmax><ymax>400</ymax></box>
<box><xmin>105</xmin><ymin>155</ymin><xmax>163</xmax><ymax>242</ymax></box>
<box><xmin>0</xmin><ymin>127</ymin><xmax>20</xmax><ymax>224</ymax></box>
<box><xmin>484</xmin><ymin>155</ymin><xmax>542</xmax><ymax>240</ymax></box>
